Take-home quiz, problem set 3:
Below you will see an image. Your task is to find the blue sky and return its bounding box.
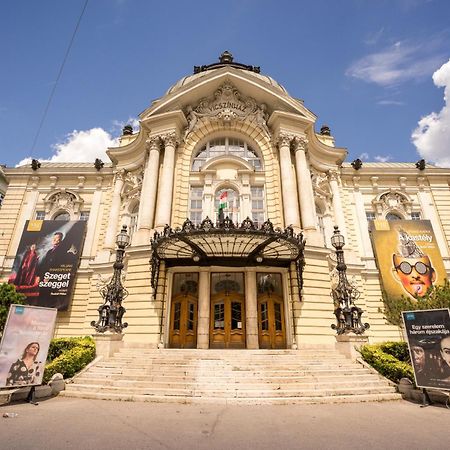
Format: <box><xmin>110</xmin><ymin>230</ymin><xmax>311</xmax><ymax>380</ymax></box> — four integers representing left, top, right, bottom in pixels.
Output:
<box><xmin>1</xmin><ymin>0</ymin><xmax>450</xmax><ymax>167</ymax></box>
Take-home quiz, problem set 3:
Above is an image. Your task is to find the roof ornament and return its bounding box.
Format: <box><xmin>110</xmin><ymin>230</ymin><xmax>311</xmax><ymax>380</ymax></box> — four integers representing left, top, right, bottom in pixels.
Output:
<box><xmin>193</xmin><ymin>51</ymin><xmax>261</xmax><ymax>74</ymax></box>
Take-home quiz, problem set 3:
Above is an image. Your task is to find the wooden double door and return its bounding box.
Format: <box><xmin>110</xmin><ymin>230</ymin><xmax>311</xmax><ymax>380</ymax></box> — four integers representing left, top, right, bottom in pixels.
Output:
<box><xmin>169</xmin><ymin>294</ymin><xmax>197</xmax><ymax>348</ymax></box>
<box><xmin>258</xmin><ymin>293</ymin><xmax>286</xmax><ymax>349</ymax></box>
<box><xmin>210</xmin><ymin>293</ymin><xmax>246</xmax><ymax>349</ymax></box>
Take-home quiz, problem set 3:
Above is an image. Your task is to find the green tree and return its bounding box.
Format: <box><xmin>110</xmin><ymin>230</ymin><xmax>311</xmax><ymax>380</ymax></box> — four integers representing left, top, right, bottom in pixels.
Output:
<box><xmin>383</xmin><ymin>279</ymin><xmax>450</xmax><ymax>326</ymax></box>
<box><xmin>0</xmin><ymin>283</ymin><xmax>26</xmax><ymax>336</ymax></box>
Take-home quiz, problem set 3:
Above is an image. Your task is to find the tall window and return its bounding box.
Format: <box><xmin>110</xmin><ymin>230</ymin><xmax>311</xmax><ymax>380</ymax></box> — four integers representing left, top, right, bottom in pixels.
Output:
<box><xmin>192</xmin><ymin>138</ymin><xmax>262</xmax><ymax>171</ymax></box>
<box><xmin>251</xmin><ymin>187</ymin><xmax>265</xmax><ymax>227</ymax></box>
<box><xmin>189</xmin><ymin>187</ymin><xmax>203</xmax><ymax>225</ymax></box>
<box><xmin>35</xmin><ymin>211</ymin><xmax>46</xmax><ymax>220</ymax></box>
<box><xmin>411</xmin><ymin>212</ymin><xmax>421</xmax><ymax>220</ymax></box>
<box><xmin>129</xmin><ymin>204</ymin><xmax>139</xmax><ymax>239</ymax></box>
<box><xmin>366</xmin><ymin>211</ymin><xmax>376</xmax><ymax>222</ymax></box>
<box><xmin>54</xmin><ymin>212</ymin><xmax>70</xmax><ymax>221</ymax></box>
<box><xmin>80</xmin><ymin>211</ymin><xmax>90</xmax><ymax>221</ymax></box>
<box><xmin>215</xmin><ymin>188</ymin><xmax>239</xmax><ymax>223</ymax></box>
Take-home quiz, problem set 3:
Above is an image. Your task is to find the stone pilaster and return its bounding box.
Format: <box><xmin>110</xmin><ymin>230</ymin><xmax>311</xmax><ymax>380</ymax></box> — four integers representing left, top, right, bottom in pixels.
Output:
<box><xmin>329</xmin><ymin>170</ymin><xmax>347</xmax><ymax>239</ymax></box>
<box><xmin>245</xmin><ymin>269</ymin><xmax>259</xmax><ymax>349</ymax></box>
<box><xmin>103</xmin><ymin>170</ymin><xmax>125</xmax><ymax>251</ymax></box>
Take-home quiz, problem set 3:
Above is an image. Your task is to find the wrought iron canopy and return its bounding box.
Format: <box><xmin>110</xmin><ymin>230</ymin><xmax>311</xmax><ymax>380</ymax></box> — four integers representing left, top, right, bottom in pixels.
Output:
<box><xmin>150</xmin><ymin>217</ymin><xmax>306</xmax><ymax>298</ymax></box>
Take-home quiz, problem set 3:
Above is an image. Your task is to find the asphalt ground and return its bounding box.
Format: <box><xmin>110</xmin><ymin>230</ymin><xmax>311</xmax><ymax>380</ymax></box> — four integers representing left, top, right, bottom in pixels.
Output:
<box><xmin>0</xmin><ymin>397</ymin><xmax>448</xmax><ymax>450</ymax></box>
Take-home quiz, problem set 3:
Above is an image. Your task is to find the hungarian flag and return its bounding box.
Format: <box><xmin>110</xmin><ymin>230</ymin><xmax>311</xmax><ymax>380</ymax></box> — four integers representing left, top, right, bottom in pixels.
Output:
<box><xmin>219</xmin><ymin>191</ymin><xmax>228</xmax><ymax>210</ymax></box>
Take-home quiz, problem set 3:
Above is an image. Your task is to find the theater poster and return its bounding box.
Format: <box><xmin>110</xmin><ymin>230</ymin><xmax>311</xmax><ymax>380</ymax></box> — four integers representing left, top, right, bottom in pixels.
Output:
<box><xmin>0</xmin><ymin>305</ymin><xmax>57</xmax><ymax>388</ymax></box>
<box><xmin>402</xmin><ymin>309</ymin><xmax>450</xmax><ymax>390</ymax></box>
<box><xmin>370</xmin><ymin>220</ymin><xmax>446</xmax><ymax>300</ymax></box>
<box><xmin>9</xmin><ymin>220</ymin><xmax>86</xmax><ymax>311</ymax></box>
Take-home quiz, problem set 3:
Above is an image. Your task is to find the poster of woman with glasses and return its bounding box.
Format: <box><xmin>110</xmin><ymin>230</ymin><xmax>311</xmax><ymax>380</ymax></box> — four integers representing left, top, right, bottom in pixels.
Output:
<box><xmin>370</xmin><ymin>220</ymin><xmax>446</xmax><ymax>300</ymax></box>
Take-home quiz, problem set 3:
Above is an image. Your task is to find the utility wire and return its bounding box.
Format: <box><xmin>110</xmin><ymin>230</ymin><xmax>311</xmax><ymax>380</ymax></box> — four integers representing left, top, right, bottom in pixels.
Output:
<box><xmin>30</xmin><ymin>0</ymin><xmax>89</xmax><ymax>155</ymax></box>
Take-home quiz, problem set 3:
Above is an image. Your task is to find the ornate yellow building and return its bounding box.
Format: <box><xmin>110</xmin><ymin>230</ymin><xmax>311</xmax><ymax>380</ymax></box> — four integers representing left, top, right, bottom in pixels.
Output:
<box><xmin>1</xmin><ymin>52</ymin><xmax>450</xmax><ymax>349</ymax></box>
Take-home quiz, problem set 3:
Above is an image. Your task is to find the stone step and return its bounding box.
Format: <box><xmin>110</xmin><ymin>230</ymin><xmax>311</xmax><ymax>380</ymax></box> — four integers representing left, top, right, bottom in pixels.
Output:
<box><xmin>71</xmin><ymin>378</ymin><xmax>389</xmax><ymax>390</ymax></box>
<box><xmin>61</xmin><ymin>390</ymin><xmax>401</xmax><ymax>404</ymax></box>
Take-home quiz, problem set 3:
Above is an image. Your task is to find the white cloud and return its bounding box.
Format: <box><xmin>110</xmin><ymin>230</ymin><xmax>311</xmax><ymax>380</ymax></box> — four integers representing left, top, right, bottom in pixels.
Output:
<box><xmin>374</xmin><ymin>155</ymin><xmax>393</xmax><ymax>163</ymax></box>
<box><xmin>412</xmin><ymin>58</ymin><xmax>450</xmax><ymax>167</ymax></box>
<box><xmin>377</xmin><ymin>99</ymin><xmax>405</xmax><ymax>106</ymax></box>
<box><xmin>16</xmin><ymin>128</ymin><xmax>118</xmax><ymax>166</ymax></box>
<box><xmin>364</xmin><ymin>28</ymin><xmax>384</xmax><ymax>46</ymax></box>
<box><xmin>358</xmin><ymin>152</ymin><xmax>369</xmax><ymax>161</ymax></box>
<box><xmin>346</xmin><ymin>41</ymin><xmax>443</xmax><ymax>86</ymax></box>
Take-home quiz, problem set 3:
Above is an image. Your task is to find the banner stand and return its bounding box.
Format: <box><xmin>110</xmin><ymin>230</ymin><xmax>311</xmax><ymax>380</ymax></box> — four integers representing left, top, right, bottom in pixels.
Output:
<box><xmin>420</xmin><ymin>388</ymin><xmax>432</xmax><ymax>408</ymax></box>
<box><xmin>26</xmin><ymin>385</ymin><xmax>38</xmax><ymax>406</ymax></box>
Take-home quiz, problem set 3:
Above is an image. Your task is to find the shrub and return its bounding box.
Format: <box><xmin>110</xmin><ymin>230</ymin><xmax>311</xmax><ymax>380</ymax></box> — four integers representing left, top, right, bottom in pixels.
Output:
<box><xmin>0</xmin><ymin>283</ymin><xmax>26</xmax><ymax>336</ymax></box>
<box><xmin>360</xmin><ymin>342</ymin><xmax>414</xmax><ymax>384</ymax></box>
<box><xmin>383</xmin><ymin>279</ymin><xmax>450</xmax><ymax>326</ymax></box>
<box><xmin>43</xmin><ymin>336</ymin><xmax>95</xmax><ymax>384</ymax></box>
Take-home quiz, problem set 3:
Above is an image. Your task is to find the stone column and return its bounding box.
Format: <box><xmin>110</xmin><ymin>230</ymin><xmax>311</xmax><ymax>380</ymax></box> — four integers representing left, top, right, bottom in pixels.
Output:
<box><xmin>154</xmin><ymin>132</ymin><xmax>178</xmax><ymax>229</ymax></box>
<box><xmin>245</xmin><ymin>269</ymin><xmax>259</xmax><ymax>349</ymax></box>
<box><xmin>197</xmin><ymin>269</ymin><xmax>210</xmax><ymax>349</ymax></box>
<box><xmin>277</xmin><ymin>134</ymin><xmax>301</xmax><ymax>229</ymax></box>
<box><xmin>103</xmin><ymin>170</ymin><xmax>125</xmax><ymax>251</ymax></box>
<box><xmin>329</xmin><ymin>170</ymin><xmax>347</xmax><ymax>239</ymax></box>
<box><xmin>293</xmin><ymin>137</ymin><xmax>317</xmax><ymax>230</ymax></box>
<box><xmin>133</xmin><ymin>136</ymin><xmax>161</xmax><ymax>245</ymax></box>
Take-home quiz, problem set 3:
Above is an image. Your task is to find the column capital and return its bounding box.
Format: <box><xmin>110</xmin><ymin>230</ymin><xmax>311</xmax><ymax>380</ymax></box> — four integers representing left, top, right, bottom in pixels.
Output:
<box><xmin>146</xmin><ymin>135</ymin><xmax>162</xmax><ymax>152</ymax></box>
<box><xmin>276</xmin><ymin>132</ymin><xmax>295</xmax><ymax>148</ymax></box>
<box><xmin>292</xmin><ymin>135</ymin><xmax>308</xmax><ymax>152</ymax></box>
<box><xmin>160</xmin><ymin>132</ymin><xmax>179</xmax><ymax>148</ymax></box>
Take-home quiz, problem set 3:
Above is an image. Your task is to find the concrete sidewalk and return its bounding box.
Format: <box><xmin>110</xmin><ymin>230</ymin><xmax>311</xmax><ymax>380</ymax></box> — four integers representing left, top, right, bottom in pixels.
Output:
<box><xmin>0</xmin><ymin>397</ymin><xmax>448</xmax><ymax>450</ymax></box>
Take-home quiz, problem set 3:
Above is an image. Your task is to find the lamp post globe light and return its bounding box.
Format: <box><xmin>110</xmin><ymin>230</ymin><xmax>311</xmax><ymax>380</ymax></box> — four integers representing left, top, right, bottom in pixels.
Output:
<box><xmin>91</xmin><ymin>225</ymin><xmax>130</xmax><ymax>333</ymax></box>
<box><xmin>330</xmin><ymin>226</ymin><xmax>369</xmax><ymax>335</ymax></box>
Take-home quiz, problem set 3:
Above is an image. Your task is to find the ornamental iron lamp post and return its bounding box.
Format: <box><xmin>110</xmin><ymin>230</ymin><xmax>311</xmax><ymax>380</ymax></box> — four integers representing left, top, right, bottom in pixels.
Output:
<box><xmin>91</xmin><ymin>225</ymin><xmax>130</xmax><ymax>333</ymax></box>
<box><xmin>330</xmin><ymin>226</ymin><xmax>369</xmax><ymax>335</ymax></box>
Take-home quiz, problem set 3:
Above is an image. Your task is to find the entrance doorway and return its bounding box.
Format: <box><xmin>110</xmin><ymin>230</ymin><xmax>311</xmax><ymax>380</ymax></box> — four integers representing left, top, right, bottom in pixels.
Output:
<box><xmin>169</xmin><ymin>294</ymin><xmax>197</xmax><ymax>348</ymax></box>
<box><xmin>169</xmin><ymin>273</ymin><xmax>198</xmax><ymax>349</ymax></box>
<box><xmin>209</xmin><ymin>272</ymin><xmax>246</xmax><ymax>349</ymax></box>
<box><xmin>257</xmin><ymin>273</ymin><xmax>286</xmax><ymax>349</ymax></box>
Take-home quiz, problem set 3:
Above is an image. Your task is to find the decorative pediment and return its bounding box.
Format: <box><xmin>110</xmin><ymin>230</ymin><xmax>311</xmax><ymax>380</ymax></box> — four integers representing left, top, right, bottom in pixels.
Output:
<box><xmin>44</xmin><ymin>189</ymin><xmax>83</xmax><ymax>215</ymax></box>
<box><xmin>184</xmin><ymin>82</ymin><xmax>270</xmax><ymax>140</ymax></box>
<box><xmin>372</xmin><ymin>191</ymin><xmax>412</xmax><ymax>216</ymax></box>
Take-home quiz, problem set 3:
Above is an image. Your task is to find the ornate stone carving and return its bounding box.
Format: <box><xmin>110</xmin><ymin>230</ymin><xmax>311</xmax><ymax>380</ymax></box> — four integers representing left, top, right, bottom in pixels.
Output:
<box><xmin>372</xmin><ymin>191</ymin><xmax>412</xmax><ymax>217</ymax></box>
<box><xmin>184</xmin><ymin>82</ymin><xmax>270</xmax><ymax>139</ymax></box>
<box><xmin>45</xmin><ymin>190</ymin><xmax>83</xmax><ymax>215</ymax></box>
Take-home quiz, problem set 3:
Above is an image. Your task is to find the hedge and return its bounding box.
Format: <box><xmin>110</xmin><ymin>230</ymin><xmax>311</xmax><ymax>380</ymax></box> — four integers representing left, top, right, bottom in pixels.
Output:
<box><xmin>359</xmin><ymin>342</ymin><xmax>414</xmax><ymax>384</ymax></box>
<box><xmin>43</xmin><ymin>336</ymin><xmax>95</xmax><ymax>384</ymax></box>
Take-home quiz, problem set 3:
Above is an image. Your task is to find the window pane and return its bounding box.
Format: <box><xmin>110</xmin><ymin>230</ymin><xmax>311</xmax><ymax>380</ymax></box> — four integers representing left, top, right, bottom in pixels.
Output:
<box><xmin>260</xmin><ymin>302</ymin><xmax>268</xmax><ymax>331</ymax></box>
<box><xmin>54</xmin><ymin>212</ymin><xmax>70</xmax><ymax>221</ymax></box>
<box><xmin>274</xmin><ymin>303</ymin><xmax>283</xmax><ymax>331</ymax></box>
<box><xmin>214</xmin><ymin>303</ymin><xmax>225</xmax><ymax>329</ymax></box>
<box><xmin>173</xmin><ymin>303</ymin><xmax>181</xmax><ymax>331</ymax></box>
<box><xmin>231</xmin><ymin>301</ymin><xmax>242</xmax><ymax>329</ymax></box>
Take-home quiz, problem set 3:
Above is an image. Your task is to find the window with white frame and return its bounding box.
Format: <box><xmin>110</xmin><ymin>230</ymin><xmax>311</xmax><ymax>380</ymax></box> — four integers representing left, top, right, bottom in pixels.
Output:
<box><xmin>189</xmin><ymin>187</ymin><xmax>203</xmax><ymax>225</ymax></box>
<box><xmin>366</xmin><ymin>211</ymin><xmax>376</xmax><ymax>222</ymax></box>
<box><xmin>251</xmin><ymin>186</ymin><xmax>265</xmax><ymax>227</ymax></box>
<box><xmin>192</xmin><ymin>138</ymin><xmax>262</xmax><ymax>172</ymax></box>
<box><xmin>411</xmin><ymin>211</ymin><xmax>421</xmax><ymax>220</ymax></box>
<box><xmin>35</xmin><ymin>211</ymin><xmax>46</xmax><ymax>220</ymax></box>
<box><xmin>80</xmin><ymin>211</ymin><xmax>90</xmax><ymax>221</ymax></box>
<box><xmin>0</xmin><ymin>193</ymin><xmax>4</xmax><ymax>207</ymax></box>
<box><xmin>53</xmin><ymin>211</ymin><xmax>70</xmax><ymax>221</ymax></box>
<box><xmin>215</xmin><ymin>188</ymin><xmax>240</xmax><ymax>223</ymax></box>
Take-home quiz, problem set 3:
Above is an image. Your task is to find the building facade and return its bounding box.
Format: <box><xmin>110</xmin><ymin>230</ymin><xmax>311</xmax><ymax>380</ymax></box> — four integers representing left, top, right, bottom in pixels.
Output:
<box><xmin>1</xmin><ymin>52</ymin><xmax>450</xmax><ymax>348</ymax></box>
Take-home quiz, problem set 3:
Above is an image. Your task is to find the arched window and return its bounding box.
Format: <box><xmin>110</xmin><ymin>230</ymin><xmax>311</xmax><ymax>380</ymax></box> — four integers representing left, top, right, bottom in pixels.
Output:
<box><xmin>192</xmin><ymin>138</ymin><xmax>262</xmax><ymax>171</ymax></box>
<box><xmin>386</xmin><ymin>212</ymin><xmax>402</xmax><ymax>221</ymax></box>
<box><xmin>53</xmin><ymin>211</ymin><xmax>70</xmax><ymax>221</ymax></box>
<box><xmin>215</xmin><ymin>188</ymin><xmax>240</xmax><ymax>223</ymax></box>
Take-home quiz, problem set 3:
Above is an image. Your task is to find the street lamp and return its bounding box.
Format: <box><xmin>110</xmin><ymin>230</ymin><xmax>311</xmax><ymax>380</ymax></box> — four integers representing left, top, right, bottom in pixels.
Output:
<box><xmin>91</xmin><ymin>225</ymin><xmax>130</xmax><ymax>333</ymax></box>
<box><xmin>330</xmin><ymin>226</ymin><xmax>369</xmax><ymax>335</ymax></box>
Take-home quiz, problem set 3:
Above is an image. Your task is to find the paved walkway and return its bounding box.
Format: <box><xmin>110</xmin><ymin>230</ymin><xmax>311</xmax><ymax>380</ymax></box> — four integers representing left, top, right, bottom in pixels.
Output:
<box><xmin>1</xmin><ymin>397</ymin><xmax>448</xmax><ymax>450</ymax></box>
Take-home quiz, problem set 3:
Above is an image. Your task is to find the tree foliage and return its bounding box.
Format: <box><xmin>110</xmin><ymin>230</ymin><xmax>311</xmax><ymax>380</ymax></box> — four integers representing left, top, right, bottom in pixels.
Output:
<box><xmin>383</xmin><ymin>279</ymin><xmax>450</xmax><ymax>326</ymax></box>
<box><xmin>0</xmin><ymin>283</ymin><xmax>26</xmax><ymax>336</ymax></box>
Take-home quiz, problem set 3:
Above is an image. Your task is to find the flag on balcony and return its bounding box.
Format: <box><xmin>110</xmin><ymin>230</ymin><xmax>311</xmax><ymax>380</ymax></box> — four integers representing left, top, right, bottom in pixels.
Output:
<box><xmin>219</xmin><ymin>191</ymin><xmax>228</xmax><ymax>210</ymax></box>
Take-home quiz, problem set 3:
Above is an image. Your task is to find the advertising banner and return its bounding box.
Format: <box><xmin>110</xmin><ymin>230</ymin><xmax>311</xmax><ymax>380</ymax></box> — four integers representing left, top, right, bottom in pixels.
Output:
<box><xmin>370</xmin><ymin>220</ymin><xmax>446</xmax><ymax>300</ymax></box>
<box><xmin>9</xmin><ymin>220</ymin><xmax>86</xmax><ymax>311</ymax></box>
<box><xmin>0</xmin><ymin>305</ymin><xmax>57</xmax><ymax>388</ymax></box>
<box><xmin>402</xmin><ymin>309</ymin><xmax>450</xmax><ymax>390</ymax></box>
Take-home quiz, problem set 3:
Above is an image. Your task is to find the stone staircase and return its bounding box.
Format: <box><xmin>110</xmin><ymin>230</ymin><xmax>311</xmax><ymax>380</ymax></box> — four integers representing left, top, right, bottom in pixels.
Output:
<box><xmin>61</xmin><ymin>347</ymin><xmax>401</xmax><ymax>404</ymax></box>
